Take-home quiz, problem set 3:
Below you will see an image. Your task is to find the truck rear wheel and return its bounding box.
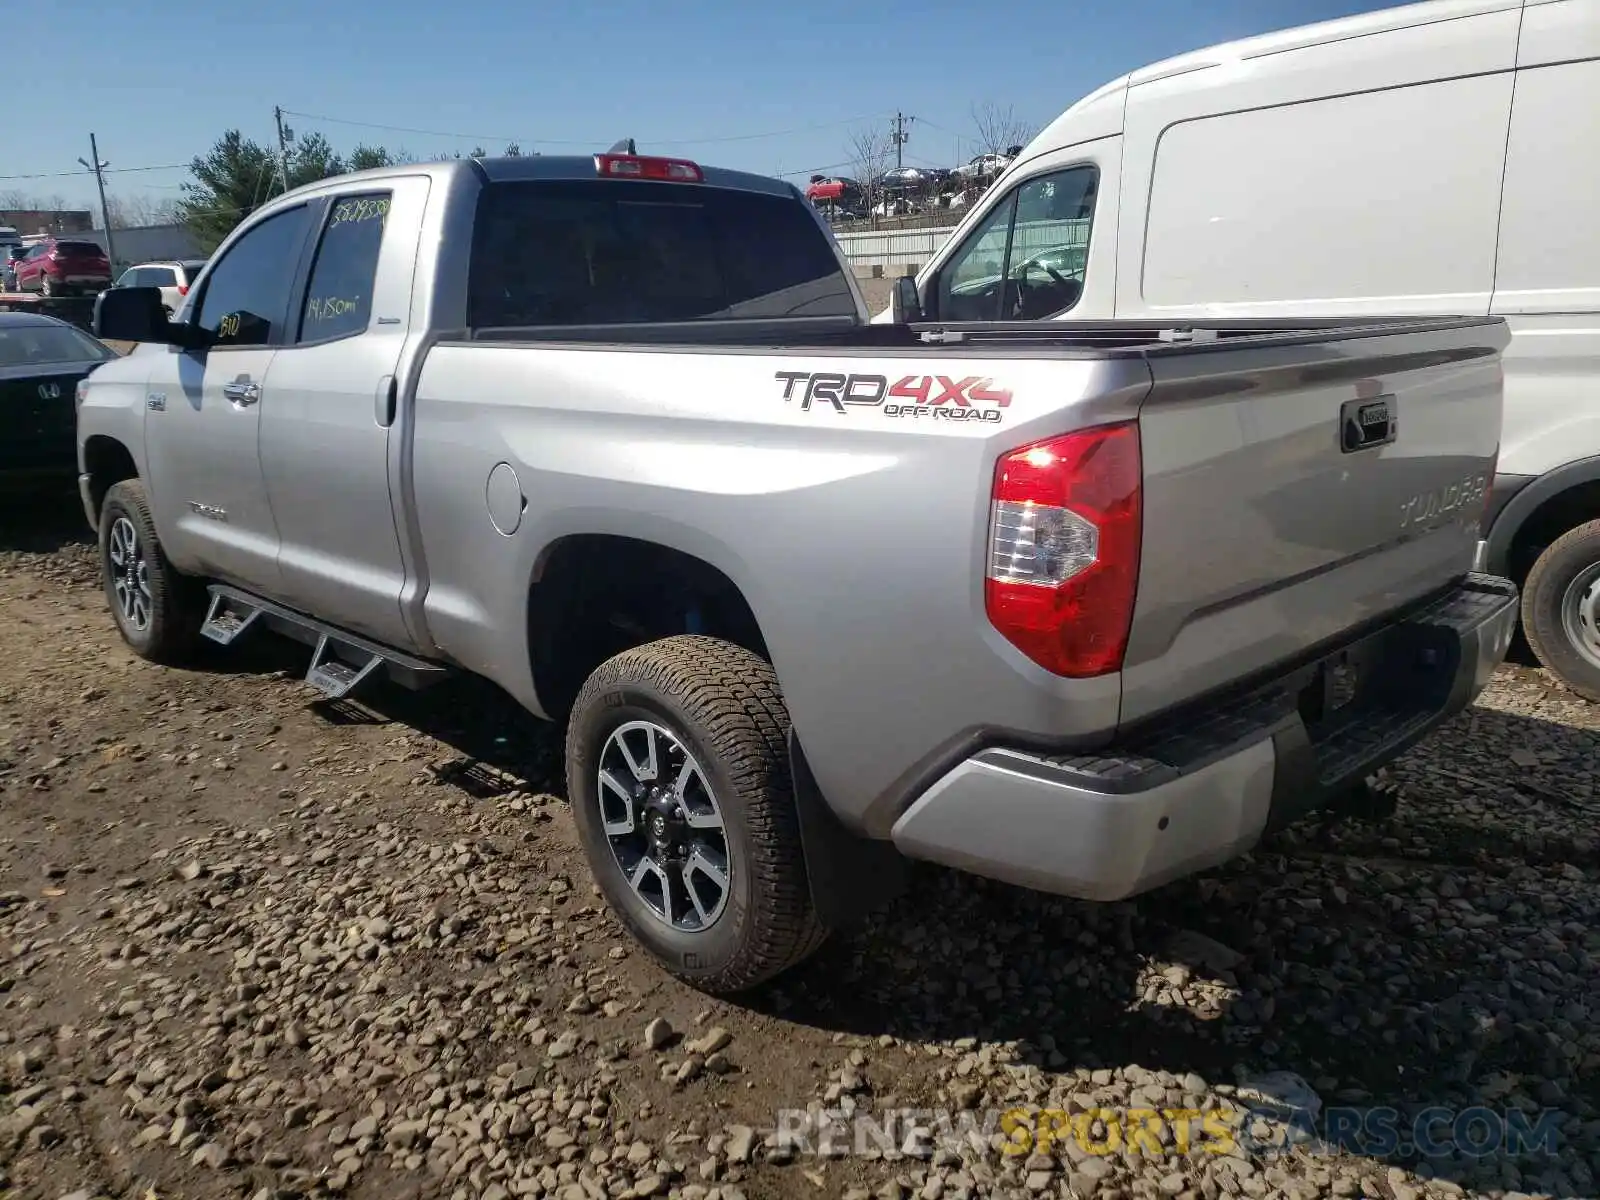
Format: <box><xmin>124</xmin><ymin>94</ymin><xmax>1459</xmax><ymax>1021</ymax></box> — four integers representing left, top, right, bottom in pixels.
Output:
<box><xmin>1521</xmin><ymin>518</ymin><xmax>1600</xmax><ymax>703</ymax></box>
<box><xmin>565</xmin><ymin>634</ymin><xmax>829</xmax><ymax>994</ymax></box>
<box><xmin>99</xmin><ymin>479</ymin><xmax>206</xmax><ymax>665</ymax></box>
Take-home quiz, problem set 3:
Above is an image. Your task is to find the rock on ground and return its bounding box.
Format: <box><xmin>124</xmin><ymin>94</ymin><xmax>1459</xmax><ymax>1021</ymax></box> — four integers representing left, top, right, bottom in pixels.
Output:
<box><xmin>1</xmin><ymin>493</ymin><xmax>1597</xmax><ymax>1200</ymax></box>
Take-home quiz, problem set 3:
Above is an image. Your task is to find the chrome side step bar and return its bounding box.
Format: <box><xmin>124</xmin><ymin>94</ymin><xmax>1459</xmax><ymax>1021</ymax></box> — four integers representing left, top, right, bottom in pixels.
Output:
<box><xmin>200</xmin><ymin>584</ymin><xmax>450</xmax><ymax>699</ymax></box>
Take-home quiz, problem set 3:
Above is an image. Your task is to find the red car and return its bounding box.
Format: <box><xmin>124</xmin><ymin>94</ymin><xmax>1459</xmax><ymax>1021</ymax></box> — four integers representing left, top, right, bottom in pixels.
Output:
<box><xmin>13</xmin><ymin>237</ymin><xmax>113</xmax><ymax>297</ymax></box>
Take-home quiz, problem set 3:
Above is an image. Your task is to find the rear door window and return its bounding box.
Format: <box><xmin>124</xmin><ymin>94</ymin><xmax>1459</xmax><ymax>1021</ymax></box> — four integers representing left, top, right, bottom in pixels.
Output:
<box><xmin>467</xmin><ymin>179</ymin><xmax>857</xmax><ymax>327</ymax></box>
<box><xmin>295</xmin><ymin>191</ymin><xmax>391</xmax><ymax>342</ymax></box>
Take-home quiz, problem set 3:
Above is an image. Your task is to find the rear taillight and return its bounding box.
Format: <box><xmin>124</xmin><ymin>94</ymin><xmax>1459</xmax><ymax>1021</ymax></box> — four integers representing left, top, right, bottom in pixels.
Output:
<box><xmin>177</xmin><ymin>284</ymin><xmax>188</xmax><ymax>296</ymax></box>
<box><xmin>985</xmin><ymin>421</ymin><xmax>1142</xmax><ymax>678</ymax></box>
<box><xmin>594</xmin><ymin>153</ymin><xmax>704</xmax><ymax>183</ymax></box>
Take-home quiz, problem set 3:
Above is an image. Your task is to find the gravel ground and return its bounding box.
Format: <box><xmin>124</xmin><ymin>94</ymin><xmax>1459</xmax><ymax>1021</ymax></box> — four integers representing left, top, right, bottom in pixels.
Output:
<box><xmin>2</xmin><ymin>486</ymin><xmax>1598</xmax><ymax>1200</ymax></box>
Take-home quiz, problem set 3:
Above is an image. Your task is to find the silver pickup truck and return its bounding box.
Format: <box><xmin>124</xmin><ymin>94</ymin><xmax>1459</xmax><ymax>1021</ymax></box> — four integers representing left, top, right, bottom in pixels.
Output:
<box><xmin>79</xmin><ymin>152</ymin><xmax>1519</xmax><ymax>995</ymax></box>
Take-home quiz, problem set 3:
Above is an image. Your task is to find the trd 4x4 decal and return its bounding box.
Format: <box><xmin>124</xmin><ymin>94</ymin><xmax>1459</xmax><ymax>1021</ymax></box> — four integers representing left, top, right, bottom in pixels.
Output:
<box><xmin>774</xmin><ymin>371</ymin><xmax>1012</xmax><ymax>422</ymax></box>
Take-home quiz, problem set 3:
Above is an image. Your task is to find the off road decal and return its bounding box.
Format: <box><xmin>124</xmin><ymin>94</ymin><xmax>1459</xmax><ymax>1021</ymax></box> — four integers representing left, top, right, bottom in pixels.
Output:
<box><xmin>774</xmin><ymin>371</ymin><xmax>1011</xmax><ymax>422</ymax></box>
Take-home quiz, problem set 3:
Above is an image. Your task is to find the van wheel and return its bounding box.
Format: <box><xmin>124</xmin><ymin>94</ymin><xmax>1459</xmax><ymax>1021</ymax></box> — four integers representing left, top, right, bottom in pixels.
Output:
<box><xmin>99</xmin><ymin>479</ymin><xmax>207</xmax><ymax>665</ymax></box>
<box><xmin>565</xmin><ymin>635</ymin><xmax>829</xmax><ymax>994</ymax></box>
<box><xmin>1521</xmin><ymin>519</ymin><xmax>1600</xmax><ymax>703</ymax></box>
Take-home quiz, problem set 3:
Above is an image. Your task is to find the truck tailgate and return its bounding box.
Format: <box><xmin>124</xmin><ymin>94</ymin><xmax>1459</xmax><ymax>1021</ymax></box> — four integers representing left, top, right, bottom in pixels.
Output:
<box><xmin>1120</xmin><ymin>319</ymin><xmax>1507</xmax><ymax>724</ymax></box>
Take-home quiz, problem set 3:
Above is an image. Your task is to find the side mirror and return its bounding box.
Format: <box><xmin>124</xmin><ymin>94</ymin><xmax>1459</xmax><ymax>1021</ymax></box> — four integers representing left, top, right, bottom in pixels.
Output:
<box><xmin>93</xmin><ymin>285</ymin><xmax>205</xmax><ymax>348</ymax></box>
<box><xmin>891</xmin><ymin>273</ymin><xmax>924</xmax><ymax>324</ymax></box>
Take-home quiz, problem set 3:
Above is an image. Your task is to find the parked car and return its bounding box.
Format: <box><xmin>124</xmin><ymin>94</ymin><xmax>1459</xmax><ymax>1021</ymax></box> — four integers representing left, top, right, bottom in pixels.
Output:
<box><xmin>878</xmin><ymin>0</ymin><xmax>1600</xmax><ymax>702</ymax></box>
<box><xmin>110</xmin><ymin>259</ymin><xmax>209</xmax><ymax>318</ymax></box>
<box><xmin>82</xmin><ymin>152</ymin><xmax>1516</xmax><ymax>994</ymax></box>
<box><xmin>1</xmin><ymin>246</ymin><xmax>27</xmax><ymax>291</ymax></box>
<box><xmin>954</xmin><ymin>153</ymin><xmax>1013</xmax><ymax>182</ymax></box>
<box><xmin>13</xmin><ymin>236</ymin><xmax>113</xmax><ymax>297</ymax></box>
<box><xmin>804</xmin><ymin>174</ymin><xmax>862</xmax><ymax>205</ymax></box>
<box><xmin>0</xmin><ymin>227</ymin><xmax>23</xmax><ymax>289</ymax></box>
<box><xmin>0</xmin><ymin>310</ymin><xmax>117</xmax><ymax>482</ymax></box>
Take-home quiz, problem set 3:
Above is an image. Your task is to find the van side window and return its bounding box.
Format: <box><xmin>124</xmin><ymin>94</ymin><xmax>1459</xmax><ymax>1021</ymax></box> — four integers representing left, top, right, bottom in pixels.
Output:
<box><xmin>934</xmin><ymin>166</ymin><xmax>1097</xmax><ymax>322</ymax></box>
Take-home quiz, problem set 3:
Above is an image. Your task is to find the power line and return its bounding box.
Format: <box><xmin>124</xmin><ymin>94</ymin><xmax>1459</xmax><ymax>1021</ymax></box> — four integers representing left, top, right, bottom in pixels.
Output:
<box><xmin>0</xmin><ymin>162</ymin><xmax>190</xmax><ymax>183</ymax></box>
<box><xmin>774</xmin><ymin>159</ymin><xmax>857</xmax><ymax>179</ymax></box>
<box><xmin>279</xmin><ymin>107</ymin><xmax>881</xmax><ymax>150</ymax></box>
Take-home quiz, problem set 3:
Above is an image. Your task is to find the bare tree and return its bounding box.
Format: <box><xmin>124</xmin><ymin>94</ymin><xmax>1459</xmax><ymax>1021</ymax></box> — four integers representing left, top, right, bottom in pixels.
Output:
<box><xmin>846</xmin><ymin>125</ymin><xmax>895</xmax><ymax>218</ymax></box>
<box><xmin>970</xmin><ymin>102</ymin><xmax>1037</xmax><ymax>157</ymax></box>
<box><xmin>103</xmin><ymin>193</ymin><xmax>182</xmax><ymax>229</ymax></box>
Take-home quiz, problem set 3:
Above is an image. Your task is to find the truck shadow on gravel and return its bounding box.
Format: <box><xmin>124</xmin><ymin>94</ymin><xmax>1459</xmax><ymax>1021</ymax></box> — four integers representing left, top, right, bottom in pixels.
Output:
<box><xmin>0</xmin><ymin>480</ymin><xmax>94</xmax><ymax>555</ymax></box>
<box><xmin>750</xmin><ymin>702</ymin><xmax>1597</xmax><ymax>1190</ymax></box>
<box><xmin>329</xmin><ymin>665</ymin><xmax>1599</xmax><ymax>1189</ymax></box>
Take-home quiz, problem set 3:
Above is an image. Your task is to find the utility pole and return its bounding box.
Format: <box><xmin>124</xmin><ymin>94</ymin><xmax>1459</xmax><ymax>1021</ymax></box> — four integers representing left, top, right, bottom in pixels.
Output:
<box><xmin>274</xmin><ymin>106</ymin><xmax>293</xmax><ymax>194</ymax></box>
<box><xmin>78</xmin><ymin>133</ymin><xmax>117</xmax><ymax>271</ymax></box>
<box><xmin>892</xmin><ymin>112</ymin><xmax>913</xmax><ymax>168</ymax></box>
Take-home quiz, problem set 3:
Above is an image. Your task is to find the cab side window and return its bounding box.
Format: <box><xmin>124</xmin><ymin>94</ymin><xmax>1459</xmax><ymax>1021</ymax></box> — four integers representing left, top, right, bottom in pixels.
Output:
<box><xmin>296</xmin><ymin>192</ymin><xmax>391</xmax><ymax>343</ymax></box>
<box><xmin>192</xmin><ymin>204</ymin><xmax>314</xmax><ymax>347</ymax></box>
<box><xmin>933</xmin><ymin>166</ymin><xmax>1097</xmax><ymax>321</ymax></box>
<box><xmin>936</xmin><ymin>193</ymin><xmax>1016</xmax><ymax>323</ymax></box>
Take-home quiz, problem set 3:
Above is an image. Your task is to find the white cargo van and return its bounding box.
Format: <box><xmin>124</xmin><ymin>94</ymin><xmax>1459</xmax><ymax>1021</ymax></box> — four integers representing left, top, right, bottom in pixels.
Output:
<box><xmin>882</xmin><ymin>0</ymin><xmax>1600</xmax><ymax>700</ymax></box>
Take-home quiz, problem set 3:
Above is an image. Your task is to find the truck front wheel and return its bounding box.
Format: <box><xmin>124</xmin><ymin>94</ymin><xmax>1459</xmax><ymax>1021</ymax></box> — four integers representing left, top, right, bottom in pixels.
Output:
<box><xmin>565</xmin><ymin>635</ymin><xmax>829</xmax><ymax>994</ymax></box>
<box><xmin>99</xmin><ymin>479</ymin><xmax>206</xmax><ymax>665</ymax></box>
<box><xmin>1521</xmin><ymin>518</ymin><xmax>1600</xmax><ymax>702</ymax></box>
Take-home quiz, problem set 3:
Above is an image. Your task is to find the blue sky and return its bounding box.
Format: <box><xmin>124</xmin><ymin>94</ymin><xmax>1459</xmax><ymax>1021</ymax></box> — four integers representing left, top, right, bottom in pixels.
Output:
<box><xmin>7</xmin><ymin>0</ymin><xmax>1398</xmax><ymax>213</ymax></box>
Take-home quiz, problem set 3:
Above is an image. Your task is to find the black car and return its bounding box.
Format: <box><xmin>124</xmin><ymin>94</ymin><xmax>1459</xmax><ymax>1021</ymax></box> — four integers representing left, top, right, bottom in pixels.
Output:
<box><xmin>0</xmin><ymin>311</ymin><xmax>119</xmax><ymax>482</ymax></box>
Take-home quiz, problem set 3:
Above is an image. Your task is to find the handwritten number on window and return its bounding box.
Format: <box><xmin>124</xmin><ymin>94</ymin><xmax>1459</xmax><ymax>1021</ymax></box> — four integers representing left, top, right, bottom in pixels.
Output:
<box><xmin>302</xmin><ymin>192</ymin><xmax>389</xmax><ymax>337</ymax></box>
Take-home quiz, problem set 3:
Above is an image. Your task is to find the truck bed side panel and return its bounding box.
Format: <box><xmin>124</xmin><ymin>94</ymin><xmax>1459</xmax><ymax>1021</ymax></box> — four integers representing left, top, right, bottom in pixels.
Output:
<box><xmin>407</xmin><ymin>343</ymin><xmax>1150</xmax><ymax>834</ymax></box>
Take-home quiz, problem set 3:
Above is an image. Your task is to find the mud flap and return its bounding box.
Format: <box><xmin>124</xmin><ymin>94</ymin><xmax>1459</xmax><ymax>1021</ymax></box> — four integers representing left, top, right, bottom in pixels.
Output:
<box><xmin>788</xmin><ymin>730</ymin><xmax>910</xmax><ymax>927</ymax></box>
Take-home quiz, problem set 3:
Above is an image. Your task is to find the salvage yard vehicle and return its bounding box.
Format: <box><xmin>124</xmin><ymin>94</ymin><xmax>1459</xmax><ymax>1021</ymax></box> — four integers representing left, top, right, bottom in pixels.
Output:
<box><xmin>13</xmin><ymin>236</ymin><xmax>113</xmax><ymax>297</ymax></box>
<box><xmin>80</xmin><ymin>151</ymin><xmax>1518</xmax><ymax>995</ymax></box>
<box><xmin>875</xmin><ymin>0</ymin><xmax>1600</xmax><ymax>701</ymax></box>
<box><xmin>0</xmin><ymin>310</ymin><xmax>117</xmax><ymax>483</ymax></box>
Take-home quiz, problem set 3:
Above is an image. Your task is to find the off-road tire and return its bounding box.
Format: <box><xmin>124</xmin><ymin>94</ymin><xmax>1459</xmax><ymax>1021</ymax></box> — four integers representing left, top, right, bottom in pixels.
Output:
<box><xmin>565</xmin><ymin>634</ymin><xmax>829</xmax><ymax>994</ymax></box>
<box><xmin>1521</xmin><ymin>519</ymin><xmax>1600</xmax><ymax>703</ymax></box>
<box><xmin>99</xmin><ymin>479</ymin><xmax>207</xmax><ymax>665</ymax></box>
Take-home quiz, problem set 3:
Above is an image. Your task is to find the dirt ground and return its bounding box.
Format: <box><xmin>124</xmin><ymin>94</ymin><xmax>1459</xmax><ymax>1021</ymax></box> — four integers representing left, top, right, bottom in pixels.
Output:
<box><xmin>1</xmin><ymin>485</ymin><xmax>1598</xmax><ymax>1200</ymax></box>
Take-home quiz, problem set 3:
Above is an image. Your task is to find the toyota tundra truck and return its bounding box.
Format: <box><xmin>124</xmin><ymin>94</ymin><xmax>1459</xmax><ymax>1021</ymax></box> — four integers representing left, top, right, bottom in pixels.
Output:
<box><xmin>78</xmin><ymin>151</ymin><xmax>1518</xmax><ymax>995</ymax></box>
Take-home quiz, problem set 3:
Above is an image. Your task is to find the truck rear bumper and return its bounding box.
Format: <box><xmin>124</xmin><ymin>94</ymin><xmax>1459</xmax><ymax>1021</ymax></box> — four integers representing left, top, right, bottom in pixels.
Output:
<box><xmin>890</xmin><ymin>573</ymin><xmax>1519</xmax><ymax>901</ymax></box>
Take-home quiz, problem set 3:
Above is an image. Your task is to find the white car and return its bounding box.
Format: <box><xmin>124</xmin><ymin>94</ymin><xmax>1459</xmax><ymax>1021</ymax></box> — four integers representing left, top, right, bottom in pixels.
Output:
<box><xmin>111</xmin><ymin>259</ymin><xmax>209</xmax><ymax>318</ymax></box>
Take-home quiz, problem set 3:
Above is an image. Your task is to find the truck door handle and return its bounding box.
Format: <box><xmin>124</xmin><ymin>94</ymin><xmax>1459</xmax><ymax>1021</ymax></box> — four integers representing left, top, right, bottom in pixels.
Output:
<box><xmin>223</xmin><ymin>378</ymin><xmax>260</xmax><ymax>407</ymax></box>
